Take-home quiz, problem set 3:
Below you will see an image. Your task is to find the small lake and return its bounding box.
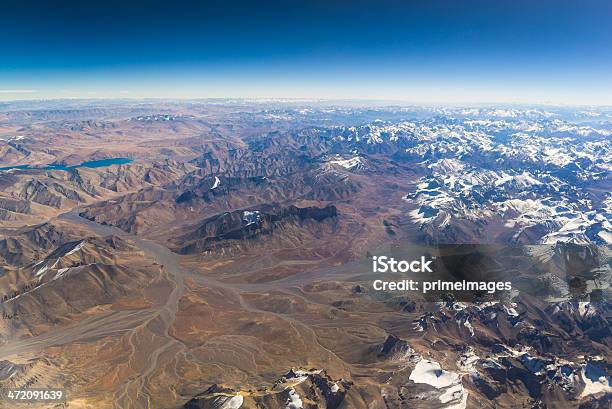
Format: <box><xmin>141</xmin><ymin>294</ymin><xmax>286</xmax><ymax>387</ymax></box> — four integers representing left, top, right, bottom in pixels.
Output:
<box><xmin>0</xmin><ymin>157</ymin><xmax>133</xmax><ymax>171</ymax></box>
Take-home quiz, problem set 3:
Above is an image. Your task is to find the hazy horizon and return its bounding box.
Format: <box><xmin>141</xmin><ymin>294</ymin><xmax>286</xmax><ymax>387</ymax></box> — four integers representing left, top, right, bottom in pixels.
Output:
<box><xmin>2</xmin><ymin>96</ymin><xmax>612</xmax><ymax>108</ymax></box>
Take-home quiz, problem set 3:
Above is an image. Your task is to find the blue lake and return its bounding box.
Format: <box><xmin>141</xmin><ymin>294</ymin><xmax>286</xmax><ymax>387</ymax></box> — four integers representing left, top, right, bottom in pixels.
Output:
<box><xmin>0</xmin><ymin>157</ymin><xmax>133</xmax><ymax>171</ymax></box>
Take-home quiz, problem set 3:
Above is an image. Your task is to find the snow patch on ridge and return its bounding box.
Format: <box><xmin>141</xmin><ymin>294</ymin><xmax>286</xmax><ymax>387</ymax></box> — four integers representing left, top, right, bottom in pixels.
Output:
<box><xmin>242</xmin><ymin>211</ymin><xmax>261</xmax><ymax>226</ymax></box>
<box><xmin>409</xmin><ymin>359</ymin><xmax>468</xmax><ymax>409</ymax></box>
<box><xmin>329</xmin><ymin>155</ymin><xmax>365</xmax><ymax>171</ymax></box>
<box><xmin>580</xmin><ymin>362</ymin><xmax>612</xmax><ymax>397</ymax></box>
<box><xmin>211</xmin><ymin>176</ymin><xmax>221</xmax><ymax>189</ymax></box>
<box><xmin>216</xmin><ymin>394</ymin><xmax>243</xmax><ymax>409</ymax></box>
<box><xmin>285</xmin><ymin>388</ymin><xmax>303</xmax><ymax>409</ymax></box>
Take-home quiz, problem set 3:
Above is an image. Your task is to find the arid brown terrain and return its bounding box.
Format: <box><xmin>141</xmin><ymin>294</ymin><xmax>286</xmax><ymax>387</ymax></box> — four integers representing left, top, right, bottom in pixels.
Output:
<box><xmin>0</xmin><ymin>100</ymin><xmax>609</xmax><ymax>409</ymax></box>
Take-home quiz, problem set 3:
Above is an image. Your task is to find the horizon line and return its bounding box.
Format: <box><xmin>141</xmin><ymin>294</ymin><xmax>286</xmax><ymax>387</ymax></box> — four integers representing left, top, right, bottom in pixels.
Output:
<box><xmin>1</xmin><ymin>96</ymin><xmax>612</xmax><ymax>108</ymax></box>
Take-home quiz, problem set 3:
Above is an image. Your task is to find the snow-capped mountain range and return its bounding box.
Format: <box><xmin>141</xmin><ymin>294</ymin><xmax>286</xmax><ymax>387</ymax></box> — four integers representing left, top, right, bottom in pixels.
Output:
<box><xmin>309</xmin><ymin>108</ymin><xmax>611</xmax><ymax>245</ymax></box>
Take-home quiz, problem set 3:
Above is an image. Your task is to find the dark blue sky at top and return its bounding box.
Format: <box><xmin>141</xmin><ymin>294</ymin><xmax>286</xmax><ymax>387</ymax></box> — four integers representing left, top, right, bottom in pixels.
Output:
<box><xmin>1</xmin><ymin>0</ymin><xmax>611</xmax><ymax>103</ymax></box>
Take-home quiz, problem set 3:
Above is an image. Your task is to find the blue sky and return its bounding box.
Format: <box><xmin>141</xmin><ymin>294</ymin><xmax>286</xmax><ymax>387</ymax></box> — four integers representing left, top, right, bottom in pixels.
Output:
<box><xmin>1</xmin><ymin>0</ymin><xmax>611</xmax><ymax>104</ymax></box>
